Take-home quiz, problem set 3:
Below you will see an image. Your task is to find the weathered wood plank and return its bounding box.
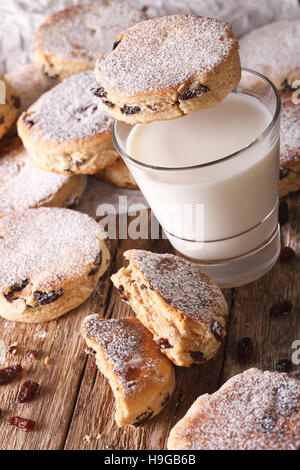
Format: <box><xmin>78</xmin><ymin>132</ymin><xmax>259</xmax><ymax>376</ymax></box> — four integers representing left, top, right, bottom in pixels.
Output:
<box><xmin>220</xmin><ymin>192</ymin><xmax>300</xmax><ymax>383</ymax></box>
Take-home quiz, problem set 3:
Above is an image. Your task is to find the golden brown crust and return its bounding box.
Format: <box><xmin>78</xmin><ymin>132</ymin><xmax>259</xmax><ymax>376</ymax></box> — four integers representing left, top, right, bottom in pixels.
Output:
<box><xmin>0</xmin><ymin>137</ymin><xmax>87</xmax><ymax>217</ymax></box>
<box><xmin>95</xmin><ymin>15</ymin><xmax>241</xmax><ymax>124</ymax></box>
<box><xmin>168</xmin><ymin>368</ymin><xmax>300</xmax><ymax>450</ymax></box>
<box><xmin>81</xmin><ymin>315</ymin><xmax>175</xmax><ymax>427</ymax></box>
<box><xmin>111</xmin><ymin>250</ymin><xmax>227</xmax><ymax>367</ymax></box>
<box><xmin>0</xmin><ymin>208</ymin><xmax>110</xmax><ymax>323</ymax></box>
<box><xmin>0</xmin><ymin>76</ymin><xmax>20</xmax><ymax>139</ymax></box>
<box><xmin>17</xmin><ymin>71</ymin><xmax>119</xmax><ymax>175</ymax></box>
<box><xmin>34</xmin><ymin>1</ymin><xmax>147</xmax><ymax>81</ymax></box>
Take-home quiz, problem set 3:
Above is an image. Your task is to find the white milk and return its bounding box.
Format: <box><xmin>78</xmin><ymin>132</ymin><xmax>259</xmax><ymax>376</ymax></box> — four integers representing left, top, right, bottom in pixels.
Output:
<box><xmin>126</xmin><ymin>93</ymin><xmax>280</xmax><ymax>261</ymax></box>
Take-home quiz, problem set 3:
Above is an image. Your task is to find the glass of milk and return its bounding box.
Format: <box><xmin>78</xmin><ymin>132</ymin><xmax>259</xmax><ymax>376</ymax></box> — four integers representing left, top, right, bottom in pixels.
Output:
<box><xmin>113</xmin><ymin>69</ymin><xmax>281</xmax><ymax>288</ymax></box>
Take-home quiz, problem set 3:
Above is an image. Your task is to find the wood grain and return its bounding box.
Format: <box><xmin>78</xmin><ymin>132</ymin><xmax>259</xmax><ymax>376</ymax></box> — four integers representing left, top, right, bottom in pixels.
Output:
<box><xmin>0</xmin><ymin>193</ymin><xmax>299</xmax><ymax>450</ymax></box>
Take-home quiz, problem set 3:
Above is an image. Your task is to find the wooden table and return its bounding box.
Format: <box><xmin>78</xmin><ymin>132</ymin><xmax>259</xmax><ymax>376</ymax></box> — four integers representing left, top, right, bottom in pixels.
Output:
<box><xmin>0</xmin><ymin>188</ymin><xmax>299</xmax><ymax>450</ymax></box>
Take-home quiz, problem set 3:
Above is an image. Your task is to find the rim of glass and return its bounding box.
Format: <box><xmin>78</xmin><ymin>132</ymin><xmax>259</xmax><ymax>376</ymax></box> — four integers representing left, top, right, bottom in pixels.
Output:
<box><xmin>112</xmin><ymin>68</ymin><xmax>281</xmax><ymax>172</ymax></box>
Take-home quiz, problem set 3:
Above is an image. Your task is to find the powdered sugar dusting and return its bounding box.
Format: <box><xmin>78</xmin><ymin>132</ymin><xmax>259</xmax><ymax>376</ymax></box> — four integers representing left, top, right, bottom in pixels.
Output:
<box><xmin>24</xmin><ymin>71</ymin><xmax>113</xmax><ymax>142</ymax></box>
<box><xmin>240</xmin><ymin>20</ymin><xmax>300</xmax><ymax>84</ymax></box>
<box><xmin>5</xmin><ymin>64</ymin><xmax>54</xmax><ymax>114</ymax></box>
<box><xmin>280</xmin><ymin>92</ymin><xmax>300</xmax><ymax>167</ymax></box>
<box><xmin>36</xmin><ymin>0</ymin><xmax>147</xmax><ymax>61</ymax></box>
<box><xmin>82</xmin><ymin>314</ymin><xmax>166</xmax><ymax>397</ymax></box>
<box><xmin>0</xmin><ymin>207</ymin><xmax>102</xmax><ymax>292</ymax></box>
<box><xmin>0</xmin><ymin>139</ymin><xmax>71</xmax><ymax>216</ymax></box>
<box><xmin>130</xmin><ymin>250</ymin><xmax>227</xmax><ymax>323</ymax></box>
<box><xmin>174</xmin><ymin>369</ymin><xmax>300</xmax><ymax>450</ymax></box>
<box><xmin>96</xmin><ymin>15</ymin><xmax>237</xmax><ymax>94</ymax></box>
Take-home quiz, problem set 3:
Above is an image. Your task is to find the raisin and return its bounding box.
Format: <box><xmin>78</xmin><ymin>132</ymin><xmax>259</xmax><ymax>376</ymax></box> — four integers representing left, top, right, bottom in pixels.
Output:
<box><xmin>140</xmin><ymin>284</ymin><xmax>147</xmax><ymax>290</ymax></box>
<box><xmin>179</xmin><ymin>85</ymin><xmax>209</xmax><ymax>101</ymax></box>
<box><xmin>65</xmin><ymin>196</ymin><xmax>79</xmax><ymax>209</ymax></box>
<box><xmin>0</xmin><ymin>365</ymin><xmax>22</xmax><ymax>385</ymax></box>
<box><xmin>33</xmin><ymin>289</ymin><xmax>63</xmax><ymax>305</ymax></box>
<box><xmin>4</xmin><ymin>278</ymin><xmax>29</xmax><ymax>301</ymax></box>
<box><xmin>210</xmin><ymin>322</ymin><xmax>224</xmax><ymax>342</ymax></box>
<box><xmin>121</xmin><ymin>105</ymin><xmax>141</xmax><ymax>115</ymax></box>
<box><xmin>279</xmin><ymin>247</ymin><xmax>295</xmax><ymax>264</ymax></box>
<box><xmin>275</xmin><ymin>359</ymin><xmax>293</xmax><ymax>373</ymax></box>
<box><xmin>102</xmin><ymin>99</ymin><xmax>114</xmax><ymax>108</ymax></box>
<box><xmin>113</xmin><ymin>40</ymin><xmax>121</xmax><ymax>50</ymax></box>
<box><xmin>11</xmin><ymin>95</ymin><xmax>21</xmax><ymax>109</ymax></box>
<box><xmin>0</xmin><ymin>115</ymin><xmax>4</xmax><ymax>124</ymax></box>
<box><xmin>156</xmin><ymin>338</ymin><xmax>172</xmax><ymax>351</ymax></box>
<box><xmin>190</xmin><ymin>351</ymin><xmax>205</xmax><ymax>363</ymax></box>
<box><xmin>118</xmin><ymin>285</ymin><xmax>128</xmax><ymax>301</ymax></box>
<box><xmin>133</xmin><ymin>408</ymin><xmax>153</xmax><ymax>426</ymax></box>
<box><xmin>18</xmin><ymin>380</ymin><xmax>39</xmax><ymax>403</ymax></box>
<box><xmin>25</xmin><ymin>117</ymin><xmax>35</xmax><ymax>128</ymax></box>
<box><xmin>88</xmin><ymin>251</ymin><xmax>102</xmax><ymax>276</ymax></box>
<box><xmin>258</xmin><ymin>415</ymin><xmax>277</xmax><ymax>433</ymax></box>
<box><xmin>160</xmin><ymin>393</ymin><xmax>170</xmax><ymax>408</ymax></box>
<box><xmin>276</xmin><ymin>384</ymin><xmax>298</xmax><ymax>417</ymax></box>
<box><xmin>237</xmin><ymin>337</ymin><xmax>253</xmax><ymax>364</ymax></box>
<box><xmin>146</xmin><ymin>104</ymin><xmax>157</xmax><ymax>111</ymax></box>
<box><xmin>7</xmin><ymin>416</ymin><xmax>35</xmax><ymax>432</ymax></box>
<box><xmin>24</xmin><ymin>349</ymin><xmax>38</xmax><ymax>360</ymax></box>
<box><xmin>270</xmin><ymin>300</ymin><xmax>293</xmax><ymax>317</ymax></box>
<box><xmin>91</xmin><ymin>85</ymin><xmax>107</xmax><ymax>98</ymax></box>
<box><xmin>279</xmin><ymin>200</ymin><xmax>289</xmax><ymax>226</ymax></box>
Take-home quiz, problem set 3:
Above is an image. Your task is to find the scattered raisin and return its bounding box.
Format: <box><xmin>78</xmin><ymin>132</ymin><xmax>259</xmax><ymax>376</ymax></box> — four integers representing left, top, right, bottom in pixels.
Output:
<box><xmin>140</xmin><ymin>284</ymin><xmax>147</xmax><ymax>290</ymax></box>
<box><xmin>33</xmin><ymin>289</ymin><xmax>63</xmax><ymax>305</ymax></box>
<box><xmin>258</xmin><ymin>415</ymin><xmax>277</xmax><ymax>433</ymax></box>
<box><xmin>11</xmin><ymin>95</ymin><xmax>21</xmax><ymax>109</ymax></box>
<box><xmin>179</xmin><ymin>85</ymin><xmax>209</xmax><ymax>101</ymax></box>
<box><xmin>121</xmin><ymin>105</ymin><xmax>141</xmax><ymax>115</ymax></box>
<box><xmin>0</xmin><ymin>115</ymin><xmax>4</xmax><ymax>124</ymax></box>
<box><xmin>0</xmin><ymin>365</ymin><xmax>22</xmax><ymax>386</ymax></box>
<box><xmin>88</xmin><ymin>251</ymin><xmax>102</xmax><ymax>276</ymax></box>
<box><xmin>156</xmin><ymin>338</ymin><xmax>172</xmax><ymax>351</ymax></box>
<box><xmin>18</xmin><ymin>380</ymin><xmax>39</xmax><ymax>403</ymax></box>
<box><xmin>190</xmin><ymin>351</ymin><xmax>205</xmax><ymax>363</ymax></box>
<box><xmin>112</xmin><ymin>39</ymin><xmax>121</xmax><ymax>50</ymax></box>
<box><xmin>275</xmin><ymin>359</ymin><xmax>293</xmax><ymax>373</ymax></box>
<box><xmin>279</xmin><ymin>200</ymin><xmax>289</xmax><ymax>226</ymax></box>
<box><xmin>25</xmin><ymin>349</ymin><xmax>38</xmax><ymax>360</ymax></box>
<box><xmin>279</xmin><ymin>247</ymin><xmax>296</xmax><ymax>264</ymax></box>
<box><xmin>7</xmin><ymin>416</ymin><xmax>35</xmax><ymax>432</ymax></box>
<box><xmin>237</xmin><ymin>337</ymin><xmax>253</xmax><ymax>364</ymax></box>
<box><xmin>270</xmin><ymin>300</ymin><xmax>293</xmax><ymax>317</ymax></box>
<box><xmin>210</xmin><ymin>322</ymin><xmax>224</xmax><ymax>342</ymax></box>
